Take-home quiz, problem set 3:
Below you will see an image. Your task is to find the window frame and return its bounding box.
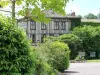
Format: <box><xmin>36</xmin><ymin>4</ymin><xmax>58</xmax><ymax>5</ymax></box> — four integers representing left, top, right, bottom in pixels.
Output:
<box><xmin>41</xmin><ymin>22</ymin><xmax>47</xmax><ymax>30</ymax></box>
<box><xmin>30</xmin><ymin>21</ymin><xmax>36</xmax><ymax>30</ymax></box>
<box><xmin>54</xmin><ymin>21</ymin><xmax>59</xmax><ymax>30</ymax></box>
<box><xmin>61</xmin><ymin>21</ymin><xmax>66</xmax><ymax>30</ymax></box>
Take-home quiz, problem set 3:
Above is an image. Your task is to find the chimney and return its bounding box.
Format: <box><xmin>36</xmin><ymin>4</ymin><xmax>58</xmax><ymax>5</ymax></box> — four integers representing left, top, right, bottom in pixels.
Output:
<box><xmin>71</xmin><ymin>11</ymin><xmax>75</xmax><ymax>16</ymax></box>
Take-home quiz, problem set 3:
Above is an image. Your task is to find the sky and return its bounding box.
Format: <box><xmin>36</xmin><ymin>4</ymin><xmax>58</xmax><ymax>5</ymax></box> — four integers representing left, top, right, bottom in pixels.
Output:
<box><xmin>65</xmin><ymin>0</ymin><xmax>100</xmax><ymax>16</ymax></box>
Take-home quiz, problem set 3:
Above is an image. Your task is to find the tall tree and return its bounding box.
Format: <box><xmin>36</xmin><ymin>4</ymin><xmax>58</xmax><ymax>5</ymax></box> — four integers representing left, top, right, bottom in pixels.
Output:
<box><xmin>78</xmin><ymin>15</ymin><xmax>82</xmax><ymax>18</ymax></box>
<box><xmin>84</xmin><ymin>13</ymin><xmax>97</xmax><ymax>19</ymax></box>
<box><xmin>0</xmin><ymin>0</ymin><xmax>70</xmax><ymax>22</ymax></box>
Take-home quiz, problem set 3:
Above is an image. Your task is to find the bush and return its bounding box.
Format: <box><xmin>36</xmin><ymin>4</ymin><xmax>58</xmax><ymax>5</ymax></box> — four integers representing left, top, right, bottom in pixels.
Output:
<box><xmin>44</xmin><ymin>34</ymin><xmax>82</xmax><ymax>59</ymax></box>
<box><xmin>49</xmin><ymin>41</ymin><xmax>70</xmax><ymax>72</ymax></box>
<box><xmin>81</xmin><ymin>22</ymin><xmax>100</xmax><ymax>27</ymax></box>
<box><xmin>59</xmin><ymin>34</ymin><xmax>82</xmax><ymax>59</ymax></box>
<box><xmin>72</xmin><ymin>26</ymin><xmax>100</xmax><ymax>59</ymax></box>
<box><xmin>35</xmin><ymin>42</ymin><xmax>57</xmax><ymax>75</ymax></box>
<box><xmin>35</xmin><ymin>41</ymin><xmax>70</xmax><ymax>73</ymax></box>
<box><xmin>0</xmin><ymin>15</ymin><xmax>36</xmax><ymax>74</ymax></box>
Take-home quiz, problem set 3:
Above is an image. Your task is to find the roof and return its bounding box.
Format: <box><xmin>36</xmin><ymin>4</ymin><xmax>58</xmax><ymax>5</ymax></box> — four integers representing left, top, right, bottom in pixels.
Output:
<box><xmin>43</xmin><ymin>10</ymin><xmax>81</xmax><ymax>18</ymax></box>
<box><xmin>18</xmin><ymin>10</ymin><xmax>81</xmax><ymax>21</ymax></box>
<box><xmin>81</xmin><ymin>19</ymin><xmax>100</xmax><ymax>23</ymax></box>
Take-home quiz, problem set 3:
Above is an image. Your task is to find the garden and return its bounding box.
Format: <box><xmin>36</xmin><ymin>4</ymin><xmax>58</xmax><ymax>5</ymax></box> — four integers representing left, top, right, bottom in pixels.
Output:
<box><xmin>1</xmin><ymin>14</ymin><xmax>100</xmax><ymax>75</ymax></box>
<box><xmin>0</xmin><ymin>15</ymin><xmax>70</xmax><ymax>75</ymax></box>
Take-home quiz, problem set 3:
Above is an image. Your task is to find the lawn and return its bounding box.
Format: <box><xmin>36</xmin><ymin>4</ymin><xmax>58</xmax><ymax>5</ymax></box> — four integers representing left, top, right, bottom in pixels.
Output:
<box><xmin>87</xmin><ymin>59</ymin><xmax>100</xmax><ymax>62</ymax></box>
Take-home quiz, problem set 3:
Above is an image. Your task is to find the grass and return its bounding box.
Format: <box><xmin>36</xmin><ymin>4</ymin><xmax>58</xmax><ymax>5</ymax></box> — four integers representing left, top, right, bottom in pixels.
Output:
<box><xmin>87</xmin><ymin>59</ymin><xmax>100</xmax><ymax>62</ymax></box>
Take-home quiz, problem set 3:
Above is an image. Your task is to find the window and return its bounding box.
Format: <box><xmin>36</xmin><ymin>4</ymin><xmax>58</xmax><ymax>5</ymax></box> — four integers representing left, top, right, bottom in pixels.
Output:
<box><xmin>41</xmin><ymin>22</ymin><xmax>46</xmax><ymax>30</ymax></box>
<box><xmin>54</xmin><ymin>21</ymin><xmax>59</xmax><ymax>30</ymax></box>
<box><xmin>61</xmin><ymin>22</ymin><xmax>66</xmax><ymax>30</ymax></box>
<box><xmin>41</xmin><ymin>34</ymin><xmax>46</xmax><ymax>43</ymax></box>
<box><xmin>31</xmin><ymin>34</ymin><xmax>36</xmax><ymax>43</ymax></box>
<box><xmin>30</xmin><ymin>21</ymin><xmax>36</xmax><ymax>30</ymax></box>
<box><xmin>49</xmin><ymin>34</ymin><xmax>54</xmax><ymax>36</ymax></box>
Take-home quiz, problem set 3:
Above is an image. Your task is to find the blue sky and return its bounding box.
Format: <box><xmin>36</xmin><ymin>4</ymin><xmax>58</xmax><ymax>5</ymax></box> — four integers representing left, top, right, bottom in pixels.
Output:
<box><xmin>65</xmin><ymin>0</ymin><xmax>100</xmax><ymax>16</ymax></box>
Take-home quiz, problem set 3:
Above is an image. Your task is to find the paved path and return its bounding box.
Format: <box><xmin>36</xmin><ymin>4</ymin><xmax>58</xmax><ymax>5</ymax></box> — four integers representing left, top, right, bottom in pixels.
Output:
<box><xmin>64</xmin><ymin>63</ymin><xmax>100</xmax><ymax>75</ymax></box>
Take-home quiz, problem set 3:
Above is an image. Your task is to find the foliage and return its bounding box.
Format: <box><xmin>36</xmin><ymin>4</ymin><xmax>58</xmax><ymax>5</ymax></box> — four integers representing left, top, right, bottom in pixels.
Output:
<box><xmin>84</xmin><ymin>13</ymin><xmax>97</xmax><ymax>19</ymax></box>
<box><xmin>44</xmin><ymin>34</ymin><xmax>82</xmax><ymax>59</ymax></box>
<box><xmin>81</xmin><ymin>22</ymin><xmax>100</xmax><ymax>27</ymax></box>
<box><xmin>0</xmin><ymin>15</ymin><xmax>36</xmax><ymax>74</ymax></box>
<box><xmin>0</xmin><ymin>0</ymin><xmax>70</xmax><ymax>23</ymax></box>
<box><xmin>97</xmin><ymin>13</ymin><xmax>100</xmax><ymax>19</ymax></box>
<box><xmin>69</xmin><ymin>18</ymin><xmax>81</xmax><ymax>29</ymax></box>
<box><xmin>59</xmin><ymin>34</ymin><xmax>82</xmax><ymax>59</ymax></box>
<box><xmin>78</xmin><ymin>15</ymin><xmax>82</xmax><ymax>18</ymax></box>
<box><xmin>75</xmin><ymin>56</ymin><xmax>85</xmax><ymax>61</ymax></box>
<box><xmin>72</xmin><ymin>26</ymin><xmax>100</xmax><ymax>59</ymax></box>
<box><xmin>35</xmin><ymin>45</ymin><xmax>57</xmax><ymax>75</ymax></box>
<box><xmin>34</xmin><ymin>42</ymin><xmax>57</xmax><ymax>75</ymax></box>
<box><xmin>49</xmin><ymin>41</ymin><xmax>70</xmax><ymax>72</ymax></box>
<box><xmin>35</xmin><ymin>41</ymin><xmax>70</xmax><ymax>73</ymax></box>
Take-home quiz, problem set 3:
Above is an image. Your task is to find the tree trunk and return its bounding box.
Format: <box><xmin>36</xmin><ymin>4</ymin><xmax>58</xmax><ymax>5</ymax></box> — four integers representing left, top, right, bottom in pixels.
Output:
<box><xmin>12</xmin><ymin>0</ymin><xmax>16</xmax><ymax>22</ymax></box>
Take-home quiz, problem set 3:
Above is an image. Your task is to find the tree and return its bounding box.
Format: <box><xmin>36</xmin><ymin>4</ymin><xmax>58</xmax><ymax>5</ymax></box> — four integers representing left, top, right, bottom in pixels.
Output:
<box><xmin>84</xmin><ymin>13</ymin><xmax>97</xmax><ymax>19</ymax></box>
<box><xmin>0</xmin><ymin>0</ymin><xmax>70</xmax><ymax>23</ymax></box>
<box><xmin>97</xmin><ymin>13</ymin><xmax>100</xmax><ymax>19</ymax></box>
<box><xmin>78</xmin><ymin>15</ymin><xmax>82</xmax><ymax>18</ymax></box>
<box><xmin>72</xmin><ymin>26</ymin><xmax>100</xmax><ymax>59</ymax></box>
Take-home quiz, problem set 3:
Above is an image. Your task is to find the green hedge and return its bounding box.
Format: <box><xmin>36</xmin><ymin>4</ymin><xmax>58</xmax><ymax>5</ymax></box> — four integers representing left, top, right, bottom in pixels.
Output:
<box><xmin>49</xmin><ymin>41</ymin><xmax>70</xmax><ymax>72</ymax></box>
<box><xmin>81</xmin><ymin>22</ymin><xmax>100</xmax><ymax>27</ymax></box>
<box><xmin>34</xmin><ymin>43</ymin><xmax>57</xmax><ymax>75</ymax></box>
<box><xmin>59</xmin><ymin>34</ymin><xmax>82</xmax><ymax>59</ymax></box>
<box><xmin>35</xmin><ymin>41</ymin><xmax>70</xmax><ymax>74</ymax></box>
<box><xmin>0</xmin><ymin>15</ymin><xmax>36</xmax><ymax>74</ymax></box>
<box><xmin>45</xmin><ymin>34</ymin><xmax>82</xmax><ymax>60</ymax></box>
<box><xmin>72</xmin><ymin>26</ymin><xmax>100</xmax><ymax>59</ymax></box>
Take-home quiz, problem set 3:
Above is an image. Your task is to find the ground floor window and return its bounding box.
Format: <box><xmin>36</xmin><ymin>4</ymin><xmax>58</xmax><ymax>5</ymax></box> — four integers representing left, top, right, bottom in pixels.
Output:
<box><xmin>31</xmin><ymin>34</ymin><xmax>36</xmax><ymax>43</ymax></box>
<box><xmin>41</xmin><ymin>34</ymin><xmax>46</xmax><ymax>43</ymax></box>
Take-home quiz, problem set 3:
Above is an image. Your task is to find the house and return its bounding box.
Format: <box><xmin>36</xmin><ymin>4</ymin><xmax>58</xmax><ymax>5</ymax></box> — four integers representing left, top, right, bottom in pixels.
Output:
<box><xmin>18</xmin><ymin>10</ymin><xmax>81</xmax><ymax>43</ymax></box>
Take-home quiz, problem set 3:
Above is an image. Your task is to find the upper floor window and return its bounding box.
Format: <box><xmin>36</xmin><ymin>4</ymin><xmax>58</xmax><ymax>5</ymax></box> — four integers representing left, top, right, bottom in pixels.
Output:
<box><xmin>41</xmin><ymin>22</ymin><xmax>47</xmax><ymax>30</ymax></box>
<box><xmin>61</xmin><ymin>22</ymin><xmax>66</xmax><ymax>30</ymax></box>
<box><xmin>30</xmin><ymin>21</ymin><xmax>36</xmax><ymax>30</ymax></box>
<box><xmin>54</xmin><ymin>21</ymin><xmax>59</xmax><ymax>30</ymax></box>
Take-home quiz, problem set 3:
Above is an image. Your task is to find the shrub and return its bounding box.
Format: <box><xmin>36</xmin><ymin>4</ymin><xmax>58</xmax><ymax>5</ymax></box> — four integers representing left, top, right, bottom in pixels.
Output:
<box><xmin>49</xmin><ymin>41</ymin><xmax>70</xmax><ymax>72</ymax></box>
<box><xmin>35</xmin><ymin>43</ymin><xmax>57</xmax><ymax>75</ymax></box>
<box><xmin>0</xmin><ymin>15</ymin><xmax>36</xmax><ymax>74</ymax></box>
<box><xmin>72</xmin><ymin>26</ymin><xmax>100</xmax><ymax>59</ymax></box>
<box><xmin>81</xmin><ymin>22</ymin><xmax>100</xmax><ymax>27</ymax></box>
<box><xmin>59</xmin><ymin>34</ymin><xmax>82</xmax><ymax>59</ymax></box>
<box><xmin>35</xmin><ymin>41</ymin><xmax>70</xmax><ymax>73</ymax></box>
